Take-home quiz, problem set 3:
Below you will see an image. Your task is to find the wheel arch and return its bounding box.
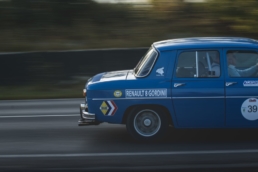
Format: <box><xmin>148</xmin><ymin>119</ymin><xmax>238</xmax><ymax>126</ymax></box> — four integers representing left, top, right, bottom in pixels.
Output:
<box><xmin>122</xmin><ymin>104</ymin><xmax>173</xmax><ymax>126</ymax></box>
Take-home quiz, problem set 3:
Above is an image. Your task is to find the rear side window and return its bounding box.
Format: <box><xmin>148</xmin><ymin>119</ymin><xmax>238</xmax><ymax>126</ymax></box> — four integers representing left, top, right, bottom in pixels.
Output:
<box><xmin>227</xmin><ymin>50</ymin><xmax>258</xmax><ymax>78</ymax></box>
<box><xmin>176</xmin><ymin>50</ymin><xmax>220</xmax><ymax>78</ymax></box>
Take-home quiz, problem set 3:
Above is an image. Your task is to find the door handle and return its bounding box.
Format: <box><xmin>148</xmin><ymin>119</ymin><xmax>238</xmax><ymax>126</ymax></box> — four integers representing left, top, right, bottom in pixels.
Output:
<box><xmin>174</xmin><ymin>83</ymin><xmax>185</xmax><ymax>88</ymax></box>
<box><xmin>225</xmin><ymin>82</ymin><xmax>237</xmax><ymax>87</ymax></box>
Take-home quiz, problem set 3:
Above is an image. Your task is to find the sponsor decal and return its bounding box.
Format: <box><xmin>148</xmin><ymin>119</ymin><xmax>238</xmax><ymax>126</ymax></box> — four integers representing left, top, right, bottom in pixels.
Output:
<box><xmin>241</xmin><ymin>98</ymin><xmax>258</xmax><ymax>121</ymax></box>
<box><xmin>114</xmin><ymin>90</ymin><xmax>122</xmax><ymax>98</ymax></box>
<box><xmin>156</xmin><ymin>67</ymin><xmax>164</xmax><ymax>76</ymax></box>
<box><xmin>243</xmin><ymin>81</ymin><xmax>258</xmax><ymax>87</ymax></box>
<box><xmin>249</xmin><ymin>99</ymin><xmax>256</xmax><ymax>102</ymax></box>
<box><xmin>125</xmin><ymin>89</ymin><xmax>167</xmax><ymax>98</ymax></box>
<box><xmin>100</xmin><ymin>101</ymin><xmax>118</xmax><ymax>116</ymax></box>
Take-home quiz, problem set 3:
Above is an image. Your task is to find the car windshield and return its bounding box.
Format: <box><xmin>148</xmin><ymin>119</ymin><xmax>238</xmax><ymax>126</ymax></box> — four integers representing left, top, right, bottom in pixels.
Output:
<box><xmin>134</xmin><ymin>47</ymin><xmax>158</xmax><ymax>77</ymax></box>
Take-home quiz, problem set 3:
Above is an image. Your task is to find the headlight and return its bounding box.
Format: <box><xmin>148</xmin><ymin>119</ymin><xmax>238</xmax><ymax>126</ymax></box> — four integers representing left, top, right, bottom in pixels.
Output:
<box><xmin>83</xmin><ymin>89</ymin><xmax>86</xmax><ymax>97</ymax></box>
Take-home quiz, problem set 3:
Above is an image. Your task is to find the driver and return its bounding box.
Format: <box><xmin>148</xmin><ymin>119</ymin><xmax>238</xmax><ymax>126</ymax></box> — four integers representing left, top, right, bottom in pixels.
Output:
<box><xmin>227</xmin><ymin>53</ymin><xmax>258</xmax><ymax>77</ymax></box>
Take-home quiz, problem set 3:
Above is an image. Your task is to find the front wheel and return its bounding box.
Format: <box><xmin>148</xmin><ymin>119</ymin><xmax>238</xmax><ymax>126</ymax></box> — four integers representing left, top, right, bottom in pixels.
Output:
<box><xmin>126</xmin><ymin>107</ymin><xmax>168</xmax><ymax>141</ymax></box>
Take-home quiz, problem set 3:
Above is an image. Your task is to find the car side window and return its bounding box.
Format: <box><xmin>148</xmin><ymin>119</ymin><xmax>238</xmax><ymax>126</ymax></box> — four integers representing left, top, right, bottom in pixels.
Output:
<box><xmin>176</xmin><ymin>50</ymin><xmax>220</xmax><ymax>78</ymax></box>
<box><xmin>227</xmin><ymin>50</ymin><xmax>258</xmax><ymax>78</ymax></box>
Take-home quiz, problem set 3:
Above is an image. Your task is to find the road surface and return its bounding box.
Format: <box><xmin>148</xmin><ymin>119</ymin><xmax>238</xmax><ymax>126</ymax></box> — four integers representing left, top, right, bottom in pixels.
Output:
<box><xmin>1</xmin><ymin>99</ymin><xmax>258</xmax><ymax>171</ymax></box>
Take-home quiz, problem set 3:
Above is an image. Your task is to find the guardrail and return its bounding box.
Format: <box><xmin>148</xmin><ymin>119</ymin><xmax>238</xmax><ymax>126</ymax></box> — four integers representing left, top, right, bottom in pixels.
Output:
<box><xmin>0</xmin><ymin>48</ymin><xmax>148</xmax><ymax>85</ymax></box>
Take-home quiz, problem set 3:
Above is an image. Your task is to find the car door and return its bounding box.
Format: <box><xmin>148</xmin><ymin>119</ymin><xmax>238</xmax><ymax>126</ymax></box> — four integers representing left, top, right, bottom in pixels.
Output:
<box><xmin>172</xmin><ymin>49</ymin><xmax>225</xmax><ymax>128</ymax></box>
<box><xmin>224</xmin><ymin>48</ymin><xmax>258</xmax><ymax>127</ymax></box>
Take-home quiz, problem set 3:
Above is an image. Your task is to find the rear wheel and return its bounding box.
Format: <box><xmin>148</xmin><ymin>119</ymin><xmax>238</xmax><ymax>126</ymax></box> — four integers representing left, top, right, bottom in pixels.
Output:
<box><xmin>126</xmin><ymin>107</ymin><xmax>168</xmax><ymax>141</ymax></box>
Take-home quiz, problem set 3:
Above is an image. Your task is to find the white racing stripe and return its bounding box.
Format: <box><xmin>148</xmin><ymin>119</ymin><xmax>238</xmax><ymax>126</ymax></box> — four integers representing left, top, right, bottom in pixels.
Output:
<box><xmin>107</xmin><ymin>101</ymin><xmax>114</xmax><ymax>116</ymax></box>
<box><xmin>1</xmin><ymin>149</ymin><xmax>258</xmax><ymax>158</ymax></box>
<box><xmin>0</xmin><ymin>114</ymin><xmax>78</xmax><ymax>118</ymax></box>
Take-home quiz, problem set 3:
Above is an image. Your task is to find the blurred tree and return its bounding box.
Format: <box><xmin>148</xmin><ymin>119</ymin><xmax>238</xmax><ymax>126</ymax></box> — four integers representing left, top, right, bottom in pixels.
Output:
<box><xmin>207</xmin><ymin>0</ymin><xmax>258</xmax><ymax>37</ymax></box>
<box><xmin>1</xmin><ymin>0</ymin><xmax>258</xmax><ymax>52</ymax></box>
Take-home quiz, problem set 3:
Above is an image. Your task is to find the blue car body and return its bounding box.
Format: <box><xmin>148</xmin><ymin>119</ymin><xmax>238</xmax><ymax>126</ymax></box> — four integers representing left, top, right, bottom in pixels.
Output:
<box><xmin>79</xmin><ymin>37</ymin><xmax>258</xmax><ymax>139</ymax></box>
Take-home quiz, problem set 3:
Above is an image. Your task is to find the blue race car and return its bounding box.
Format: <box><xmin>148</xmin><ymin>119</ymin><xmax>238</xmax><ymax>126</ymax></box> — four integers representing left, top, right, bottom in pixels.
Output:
<box><xmin>79</xmin><ymin>37</ymin><xmax>258</xmax><ymax>140</ymax></box>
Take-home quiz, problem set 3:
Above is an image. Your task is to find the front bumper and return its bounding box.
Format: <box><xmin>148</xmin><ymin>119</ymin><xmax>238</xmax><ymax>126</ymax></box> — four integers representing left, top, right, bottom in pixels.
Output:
<box><xmin>78</xmin><ymin>103</ymin><xmax>100</xmax><ymax>126</ymax></box>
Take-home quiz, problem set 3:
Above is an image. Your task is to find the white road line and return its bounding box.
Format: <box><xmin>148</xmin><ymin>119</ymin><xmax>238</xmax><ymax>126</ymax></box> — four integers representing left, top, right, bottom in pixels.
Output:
<box><xmin>0</xmin><ymin>114</ymin><xmax>78</xmax><ymax>118</ymax></box>
<box><xmin>1</xmin><ymin>149</ymin><xmax>258</xmax><ymax>158</ymax></box>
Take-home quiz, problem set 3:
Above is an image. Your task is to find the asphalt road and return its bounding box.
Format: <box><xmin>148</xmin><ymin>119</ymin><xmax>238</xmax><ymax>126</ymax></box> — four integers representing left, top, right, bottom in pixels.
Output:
<box><xmin>1</xmin><ymin>99</ymin><xmax>258</xmax><ymax>171</ymax></box>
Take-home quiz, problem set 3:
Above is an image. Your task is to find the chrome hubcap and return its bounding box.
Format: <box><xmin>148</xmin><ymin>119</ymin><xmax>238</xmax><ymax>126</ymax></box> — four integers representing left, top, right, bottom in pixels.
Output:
<box><xmin>133</xmin><ymin>109</ymin><xmax>161</xmax><ymax>137</ymax></box>
<box><xmin>143</xmin><ymin>119</ymin><xmax>151</xmax><ymax>126</ymax></box>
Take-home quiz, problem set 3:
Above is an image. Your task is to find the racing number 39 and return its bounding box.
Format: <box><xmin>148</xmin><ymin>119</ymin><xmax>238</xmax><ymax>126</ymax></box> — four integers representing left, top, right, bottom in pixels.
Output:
<box><xmin>241</xmin><ymin>98</ymin><xmax>258</xmax><ymax>121</ymax></box>
<box><xmin>248</xmin><ymin>105</ymin><xmax>257</xmax><ymax>113</ymax></box>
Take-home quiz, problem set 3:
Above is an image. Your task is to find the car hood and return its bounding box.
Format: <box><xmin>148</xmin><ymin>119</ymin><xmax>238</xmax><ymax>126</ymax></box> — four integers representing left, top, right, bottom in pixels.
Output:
<box><xmin>99</xmin><ymin>70</ymin><xmax>130</xmax><ymax>82</ymax></box>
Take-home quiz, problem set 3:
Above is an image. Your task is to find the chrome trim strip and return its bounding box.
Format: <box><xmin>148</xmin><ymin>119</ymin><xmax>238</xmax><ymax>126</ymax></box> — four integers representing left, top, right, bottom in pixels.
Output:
<box><xmin>172</xmin><ymin>96</ymin><xmax>224</xmax><ymax>99</ymax></box>
<box><xmin>93</xmin><ymin>96</ymin><xmax>258</xmax><ymax>100</ymax></box>
<box><xmin>172</xmin><ymin>96</ymin><xmax>258</xmax><ymax>99</ymax></box>
<box><xmin>92</xmin><ymin>97</ymin><xmax>172</xmax><ymax>100</ymax></box>
<box><xmin>226</xmin><ymin>96</ymin><xmax>258</xmax><ymax>98</ymax></box>
<box><xmin>173</xmin><ymin>96</ymin><xmax>258</xmax><ymax>99</ymax></box>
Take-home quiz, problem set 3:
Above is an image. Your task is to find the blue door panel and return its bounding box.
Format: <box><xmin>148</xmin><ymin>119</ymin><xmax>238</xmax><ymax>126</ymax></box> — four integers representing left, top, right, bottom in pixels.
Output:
<box><xmin>226</xmin><ymin>79</ymin><xmax>258</xmax><ymax>127</ymax></box>
<box><xmin>172</xmin><ymin>49</ymin><xmax>225</xmax><ymax>128</ymax></box>
<box><xmin>172</xmin><ymin>80</ymin><xmax>225</xmax><ymax>128</ymax></box>
<box><xmin>173</xmin><ymin>99</ymin><xmax>224</xmax><ymax>127</ymax></box>
<box><xmin>224</xmin><ymin>48</ymin><xmax>258</xmax><ymax>127</ymax></box>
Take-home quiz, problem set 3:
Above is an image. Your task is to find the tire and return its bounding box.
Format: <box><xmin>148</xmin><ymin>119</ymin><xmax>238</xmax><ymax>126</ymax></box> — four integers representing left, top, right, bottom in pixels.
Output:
<box><xmin>126</xmin><ymin>106</ymin><xmax>168</xmax><ymax>141</ymax></box>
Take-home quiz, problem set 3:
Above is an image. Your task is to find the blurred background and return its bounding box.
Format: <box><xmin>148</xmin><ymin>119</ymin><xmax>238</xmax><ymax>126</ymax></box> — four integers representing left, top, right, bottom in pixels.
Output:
<box><xmin>1</xmin><ymin>0</ymin><xmax>258</xmax><ymax>99</ymax></box>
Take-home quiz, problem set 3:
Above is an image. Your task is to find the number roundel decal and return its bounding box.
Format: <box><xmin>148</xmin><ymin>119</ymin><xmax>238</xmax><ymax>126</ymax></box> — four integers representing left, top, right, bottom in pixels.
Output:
<box><xmin>241</xmin><ymin>98</ymin><xmax>258</xmax><ymax>121</ymax></box>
